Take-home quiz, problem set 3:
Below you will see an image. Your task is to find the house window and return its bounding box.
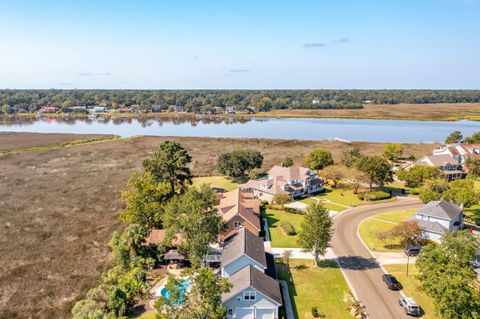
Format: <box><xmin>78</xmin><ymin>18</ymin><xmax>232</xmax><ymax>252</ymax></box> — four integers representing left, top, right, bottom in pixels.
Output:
<box><xmin>243</xmin><ymin>291</ymin><xmax>256</xmax><ymax>301</ymax></box>
<box><xmin>233</xmin><ymin>221</ymin><xmax>242</xmax><ymax>228</ymax></box>
<box><xmin>228</xmin><ymin>309</ymin><xmax>233</xmax><ymax>315</ymax></box>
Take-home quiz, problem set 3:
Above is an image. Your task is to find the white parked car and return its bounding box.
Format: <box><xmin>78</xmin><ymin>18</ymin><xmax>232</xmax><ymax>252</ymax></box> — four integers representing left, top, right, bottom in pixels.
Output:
<box><xmin>399</xmin><ymin>296</ymin><xmax>421</xmax><ymax>317</ymax></box>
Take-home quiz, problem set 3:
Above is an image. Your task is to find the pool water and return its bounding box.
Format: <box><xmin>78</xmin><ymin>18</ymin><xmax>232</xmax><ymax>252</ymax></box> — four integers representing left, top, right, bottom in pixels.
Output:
<box><xmin>160</xmin><ymin>279</ymin><xmax>190</xmax><ymax>304</ymax></box>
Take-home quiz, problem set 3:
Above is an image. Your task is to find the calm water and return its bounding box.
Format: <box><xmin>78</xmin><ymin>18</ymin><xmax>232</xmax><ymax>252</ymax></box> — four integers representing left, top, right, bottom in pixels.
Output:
<box><xmin>0</xmin><ymin>116</ymin><xmax>479</xmax><ymax>143</ymax></box>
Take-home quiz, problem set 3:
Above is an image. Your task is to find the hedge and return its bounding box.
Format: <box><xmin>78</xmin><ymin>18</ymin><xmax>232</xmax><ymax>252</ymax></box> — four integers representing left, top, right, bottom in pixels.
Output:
<box><xmin>358</xmin><ymin>190</ymin><xmax>392</xmax><ymax>201</ymax></box>
<box><xmin>279</xmin><ymin>221</ymin><xmax>296</xmax><ymax>235</ymax></box>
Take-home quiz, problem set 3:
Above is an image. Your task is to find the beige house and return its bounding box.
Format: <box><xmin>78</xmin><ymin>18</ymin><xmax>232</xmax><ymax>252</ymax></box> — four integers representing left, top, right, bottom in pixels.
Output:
<box><xmin>217</xmin><ymin>188</ymin><xmax>261</xmax><ymax>240</ymax></box>
<box><xmin>241</xmin><ymin>165</ymin><xmax>324</xmax><ymax>202</ymax></box>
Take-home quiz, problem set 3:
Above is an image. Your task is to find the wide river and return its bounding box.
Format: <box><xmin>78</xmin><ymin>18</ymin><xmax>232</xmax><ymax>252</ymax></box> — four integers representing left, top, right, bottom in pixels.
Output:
<box><xmin>1</xmin><ymin>116</ymin><xmax>479</xmax><ymax>143</ymax></box>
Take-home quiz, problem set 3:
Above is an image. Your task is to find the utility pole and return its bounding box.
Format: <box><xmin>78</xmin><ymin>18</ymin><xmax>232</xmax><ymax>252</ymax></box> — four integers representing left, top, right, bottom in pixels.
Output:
<box><xmin>406</xmin><ymin>254</ymin><xmax>410</xmax><ymax>277</ymax></box>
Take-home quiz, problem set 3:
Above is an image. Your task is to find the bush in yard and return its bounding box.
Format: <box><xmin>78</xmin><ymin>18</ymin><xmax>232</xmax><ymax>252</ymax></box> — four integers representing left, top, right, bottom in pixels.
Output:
<box><xmin>273</xmin><ymin>193</ymin><xmax>293</xmax><ymax>207</ymax></box>
<box><xmin>311</xmin><ymin>307</ymin><xmax>325</xmax><ymax>318</ymax></box>
<box><xmin>280</xmin><ymin>221</ymin><xmax>296</xmax><ymax>235</ymax></box>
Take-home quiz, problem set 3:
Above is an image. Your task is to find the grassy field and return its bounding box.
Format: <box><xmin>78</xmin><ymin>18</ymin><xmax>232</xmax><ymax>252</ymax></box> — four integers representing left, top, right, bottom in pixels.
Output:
<box><xmin>0</xmin><ymin>133</ymin><xmax>436</xmax><ymax>318</ymax></box>
<box><xmin>192</xmin><ymin>175</ymin><xmax>240</xmax><ymax>191</ymax></box>
<box><xmin>276</xmin><ymin>259</ymin><xmax>353</xmax><ymax>319</ymax></box>
<box><xmin>384</xmin><ymin>264</ymin><xmax>440</xmax><ymax>319</ymax></box>
<box><xmin>358</xmin><ymin>209</ymin><xmax>417</xmax><ymax>252</ymax></box>
<box><xmin>256</xmin><ymin>103</ymin><xmax>480</xmax><ymax>121</ymax></box>
<box><xmin>265</xmin><ymin>209</ymin><xmax>304</xmax><ymax>248</ymax></box>
<box><xmin>0</xmin><ymin>132</ymin><xmax>114</xmax><ymax>152</ymax></box>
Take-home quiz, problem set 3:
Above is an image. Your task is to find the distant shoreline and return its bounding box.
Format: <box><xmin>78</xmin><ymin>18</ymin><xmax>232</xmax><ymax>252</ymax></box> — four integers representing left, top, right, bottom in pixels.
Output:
<box><xmin>1</xmin><ymin>102</ymin><xmax>480</xmax><ymax>122</ymax></box>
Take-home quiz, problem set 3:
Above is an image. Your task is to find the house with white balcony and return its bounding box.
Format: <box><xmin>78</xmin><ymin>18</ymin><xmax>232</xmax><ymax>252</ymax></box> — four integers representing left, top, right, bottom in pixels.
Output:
<box><xmin>413</xmin><ymin>200</ymin><xmax>464</xmax><ymax>242</ymax></box>
<box><xmin>401</xmin><ymin>154</ymin><xmax>465</xmax><ymax>181</ymax></box>
<box><xmin>241</xmin><ymin>165</ymin><xmax>324</xmax><ymax>202</ymax></box>
<box><xmin>433</xmin><ymin>143</ymin><xmax>480</xmax><ymax>164</ymax></box>
<box><xmin>220</xmin><ymin>228</ymin><xmax>282</xmax><ymax>319</ymax></box>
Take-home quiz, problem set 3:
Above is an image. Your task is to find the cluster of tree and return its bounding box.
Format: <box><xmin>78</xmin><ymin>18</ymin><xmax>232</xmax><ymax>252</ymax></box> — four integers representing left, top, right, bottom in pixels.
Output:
<box><xmin>445</xmin><ymin>130</ymin><xmax>480</xmax><ymax>144</ymax></box>
<box><xmin>397</xmin><ymin>166</ymin><xmax>445</xmax><ymax>188</ymax></box>
<box><xmin>217</xmin><ymin>149</ymin><xmax>263</xmax><ymax>179</ymax></box>
<box><xmin>2</xmin><ymin>89</ymin><xmax>480</xmax><ymax>114</ymax></box>
<box><xmin>419</xmin><ymin>179</ymin><xmax>480</xmax><ymax>208</ymax></box>
<box><xmin>417</xmin><ymin>231</ymin><xmax>480</xmax><ymax>319</ymax></box>
<box><xmin>305</xmin><ymin>148</ymin><xmax>334</xmax><ymax>170</ymax></box>
<box><xmin>73</xmin><ymin>140</ymin><xmax>232</xmax><ymax>318</ymax></box>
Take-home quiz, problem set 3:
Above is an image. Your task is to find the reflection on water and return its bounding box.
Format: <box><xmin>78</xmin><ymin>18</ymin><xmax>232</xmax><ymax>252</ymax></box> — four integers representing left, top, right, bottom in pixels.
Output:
<box><xmin>1</xmin><ymin>115</ymin><xmax>479</xmax><ymax>143</ymax></box>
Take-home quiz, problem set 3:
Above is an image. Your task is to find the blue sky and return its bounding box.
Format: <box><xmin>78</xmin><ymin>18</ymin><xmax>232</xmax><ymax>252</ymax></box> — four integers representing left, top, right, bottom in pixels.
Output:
<box><xmin>0</xmin><ymin>0</ymin><xmax>479</xmax><ymax>89</ymax></box>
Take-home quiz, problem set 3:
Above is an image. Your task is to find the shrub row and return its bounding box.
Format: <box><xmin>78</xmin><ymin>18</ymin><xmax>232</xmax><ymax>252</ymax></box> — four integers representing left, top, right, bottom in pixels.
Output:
<box><xmin>357</xmin><ymin>190</ymin><xmax>391</xmax><ymax>201</ymax></box>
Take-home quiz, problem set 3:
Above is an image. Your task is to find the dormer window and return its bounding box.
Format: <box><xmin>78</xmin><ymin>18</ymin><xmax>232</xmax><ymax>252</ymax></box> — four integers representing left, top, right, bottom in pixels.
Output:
<box><xmin>243</xmin><ymin>291</ymin><xmax>256</xmax><ymax>301</ymax></box>
<box><xmin>233</xmin><ymin>221</ymin><xmax>242</xmax><ymax>228</ymax></box>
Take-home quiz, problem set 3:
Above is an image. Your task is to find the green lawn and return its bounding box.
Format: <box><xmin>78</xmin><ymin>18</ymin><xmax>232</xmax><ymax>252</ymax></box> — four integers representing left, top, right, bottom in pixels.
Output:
<box><xmin>299</xmin><ymin>197</ymin><xmax>347</xmax><ymax>212</ymax></box>
<box><xmin>192</xmin><ymin>175</ymin><xmax>240</xmax><ymax>191</ymax></box>
<box><xmin>315</xmin><ymin>187</ymin><xmax>364</xmax><ymax>206</ymax></box>
<box><xmin>464</xmin><ymin>204</ymin><xmax>480</xmax><ymax>224</ymax></box>
<box><xmin>384</xmin><ymin>264</ymin><xmax>440</xmax><ymax>319</ymax></box>
<box><xmin>265</xmin><ymin>209</ymin><xmax>303</xmax><ymax>248</ymax></box>
<box><xmin>130</xmin><ymin>311</ymin><xmax>156</xmax><ymax>319</ymax></box>
<box><xmin>276</xmin><ymin>259</ymin><xmax>352</xmax><ymax>319</ymax></box>
<box><xmin>358</xmin><ymin>208</ymin><xmax>417</xmax><ymax>252</ymax></box>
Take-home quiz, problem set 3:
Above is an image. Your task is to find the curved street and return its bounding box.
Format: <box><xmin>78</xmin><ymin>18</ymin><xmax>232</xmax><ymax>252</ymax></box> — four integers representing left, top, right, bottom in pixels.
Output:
<box><xmin>331</xmin><ymin>197</ymin><xmax>422</xmax><ymax>319</ymax></box>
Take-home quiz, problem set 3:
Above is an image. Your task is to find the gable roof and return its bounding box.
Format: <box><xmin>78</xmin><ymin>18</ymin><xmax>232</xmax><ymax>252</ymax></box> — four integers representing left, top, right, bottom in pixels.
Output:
<box><xmin>415</xmin><ymin>219</ymin><xmax>448</xmax><ymax>234</ymax></box>
<box><xmin>218</xmin><ymin>188</ymin><xmax>260</xmax><ymax>231</ymax></box>
<box><xmin>146</xmin><ymin>229</ymin><xmax>184</xmax><ymax>247</ymax></box>
<box><xmin>241</xmin><ymin>165</ymin><xmax>321</xmax><ymax>195</ymax></box>
<box><xmin>221</xmin><ymin>265</ymin><xmax>282</xmax><ymax>305</ymax></box>
<box><xmin>420</xmin><ymin>154</ymin><xmax>459</xmax><ymax>167</ymax></box>
<box><xmin>268</xmin><ymin>165</ymin><xmax>313</xmax><ymax>181</ymax></box>
<box><xmin>417</xmin><ymin>201</ymin><xmax>462</xmax><ymax>220</ymax></box>
<box><xmin>221</xmin><ymin>228</ymin><xmax>267</xmax><ymax>269</ymax></box>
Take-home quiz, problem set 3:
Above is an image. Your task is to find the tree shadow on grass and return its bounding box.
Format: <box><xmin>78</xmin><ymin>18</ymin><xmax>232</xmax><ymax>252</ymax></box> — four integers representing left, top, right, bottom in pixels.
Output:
<box><xmin>336</xmin><ymin>255</ymin><xmax>380</xmax><ymax>270</ymax></box>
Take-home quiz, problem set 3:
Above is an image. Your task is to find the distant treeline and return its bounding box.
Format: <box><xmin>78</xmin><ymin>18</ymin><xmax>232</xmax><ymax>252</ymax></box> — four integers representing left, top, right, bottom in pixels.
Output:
<box><xmin>1</xmin><ymin>89</ymin><xmax>480</xmax><ymax>114</ymax></box>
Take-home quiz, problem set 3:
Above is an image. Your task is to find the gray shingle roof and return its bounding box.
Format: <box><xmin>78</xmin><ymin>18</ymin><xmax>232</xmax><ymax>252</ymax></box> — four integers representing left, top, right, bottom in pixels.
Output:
<box><xmin>221</xmin><ymin>228</ymin><xmax>267</xmax><ymax>268</ymax></box>
<box><xmin>415</xmin><ymin>219</ymin><xmax>448</xmax><ymax>234</ymax></box>
<box><xmin>417</xmin><ymin>201</ymin><xmax>462</xmax><ymax>220</ymax></box>
<box><xmin>221</xmin><ymin>265</ymin><xmax>282</xmax><ymax>305</ymax></box>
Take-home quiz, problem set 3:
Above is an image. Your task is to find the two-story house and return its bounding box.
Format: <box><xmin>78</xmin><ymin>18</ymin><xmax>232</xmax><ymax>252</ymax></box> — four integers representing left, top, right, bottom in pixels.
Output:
<box><xmin>433</xmin><ymin>143</ymin><xmax>480</xmax><ymax>164</ymax></box>
<box><xmin>220</xmin><ymin>228</ymin><xmax>282</xmax><ymax>319</ymax></box>
<box><xmin>413</xmin><ymin>200</ymin><xmax>464</xmax><ymax>242</ymax></box>
<box><xmin>241</xmin><ymin>165</ymin><xmax>324</xmax><ymax>202</ymax></box>
<box><xmin>402</xmin><ymin>154</ymin><xmax>465</xmax><ymax>181</ymax></box>
<box><xmin>217</xmin><ymin>188</ymin><xmax>261</xmax><ymax>240</ymax></box>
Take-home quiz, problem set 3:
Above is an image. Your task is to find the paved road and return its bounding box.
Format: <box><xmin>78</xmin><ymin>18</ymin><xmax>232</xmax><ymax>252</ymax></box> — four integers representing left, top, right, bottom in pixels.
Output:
<box><xmin>331</xmin><ymin>197</ymin><xmax>422</xmax><ymax>319</ymax></box>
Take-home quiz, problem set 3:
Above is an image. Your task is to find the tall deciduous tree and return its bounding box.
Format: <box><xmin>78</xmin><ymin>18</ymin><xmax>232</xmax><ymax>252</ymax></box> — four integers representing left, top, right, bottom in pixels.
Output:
<box><xmin>417</xmin><ymin>231</ymin><xmax>480</xmax><ymax>319</ymax></box>
<box><xmin>355</xmin><ymin>155</ymin><xmax>393</xmax><ymax>190</ymax></box>
<box><xmin>445</xmin><ymin>131</ymin><xmax>463</xmax><ymax>144</ymax></box>
<box><xmin>419</xmin><ymin>178</ymin><xmax>449</xmax><ymax>203</ymax></box>
<box><xmin>465</xmin><ymin>155</ymin><xmax>480</xmax><ymax>177</ymax></box>
<box><xmin>217</xmin><ymin>149</ymin><xmax>263</xmax><ymax>178</ymax></box>
<box><xmin>120</xmin><ymin>172</ymin><xmax>171</xmax><ymax>229</ymax></box>
<box><xmin>281</xmin><ymin>156</ymin><xmax>294</xmax><ymax>167</ymax></box>
<box><xmin>396</xmin><ymin>166</ymin><xmax>444</xmax><ymax>188</ymax></box>
<box><xmin>163</xmin><ymin>185</ymin><xmax>224</xmax><ymax>267</ymax></box>
<box><xmin>143</xmin><ymin>140</ymin><xmax>192</xmax><ymax>196</ymax></box>
<box><xmin>298</xmin><ymin>203</ymin><xmax>333</xmax><ymax>267</ymax></box>
<box><xmin>383</xmin><ymin>143</ymin><xmax>404</xmax><ymax>161</ymax></box>
<box><xmin>305</xmin><ymin>148</ymin><xmax>334</xmax><ymax>170</ymax></box>
<box><xmin>340</xmin><ymin>145</ymin><xmax>362</xmax><ymax>168</ymax></box>
<box><xmin>444</xmin><ymin>179</ymin><xmax>480</xmax><ymax>208</ymax></box>
<box><xmin>322</xmin><ymin>166</ymin><xmax>344</xmax><ymax>188</ymax></box>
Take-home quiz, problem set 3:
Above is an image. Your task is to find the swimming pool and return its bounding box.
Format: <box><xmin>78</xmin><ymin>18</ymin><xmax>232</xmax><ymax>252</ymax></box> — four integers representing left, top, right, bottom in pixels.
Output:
<box><xmin>159</xmin><ymin>279</ymin><xmax>190</xmax><ymax>304</ymax></box>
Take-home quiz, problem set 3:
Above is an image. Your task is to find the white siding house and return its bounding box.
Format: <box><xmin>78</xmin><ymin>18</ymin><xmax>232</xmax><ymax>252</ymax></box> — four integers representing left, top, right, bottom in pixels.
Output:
<box><xmin>414</xmin><ymin>201</ymin><xmax>464</xmax><ymax>242</ymax></box>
